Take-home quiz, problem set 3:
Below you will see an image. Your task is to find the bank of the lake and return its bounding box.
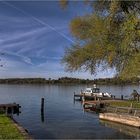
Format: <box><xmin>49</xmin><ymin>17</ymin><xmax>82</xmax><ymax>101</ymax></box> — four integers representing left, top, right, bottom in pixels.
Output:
<box><xmin>0</xmin><ymin>115</ymin><xmax>29</xmax><ymax>139</ymax></box>
<box><xmin>0</xmin><ymin>77</ymin><xmax>139</xmax><ymax>85</ymax></box>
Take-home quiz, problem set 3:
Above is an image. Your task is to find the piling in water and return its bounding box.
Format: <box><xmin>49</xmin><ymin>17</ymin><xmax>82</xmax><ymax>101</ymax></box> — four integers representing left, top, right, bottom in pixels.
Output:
<box><xmin>121</xmin><ymin>95</ymin><xmax>123</xmax><ymax>100</ymax></box>
<box><xmin>41</xmin><ymin>98</ymin><xmax>45</xmax><ymax>122</ymax></box>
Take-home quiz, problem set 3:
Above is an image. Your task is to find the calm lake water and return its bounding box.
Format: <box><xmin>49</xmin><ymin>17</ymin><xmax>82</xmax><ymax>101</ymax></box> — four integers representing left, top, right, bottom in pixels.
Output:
<box><xmin>0</xmin><ymin>84</ymin><xmax>140</xmax><ymax>139</ymax></box>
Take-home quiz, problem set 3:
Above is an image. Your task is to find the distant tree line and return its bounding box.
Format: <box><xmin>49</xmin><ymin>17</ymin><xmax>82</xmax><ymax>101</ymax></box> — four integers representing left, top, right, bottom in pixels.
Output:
<box><xmin>0</xmin><ymin>77</ymin><xmax>139</xmax><ymax>85</ymax></box>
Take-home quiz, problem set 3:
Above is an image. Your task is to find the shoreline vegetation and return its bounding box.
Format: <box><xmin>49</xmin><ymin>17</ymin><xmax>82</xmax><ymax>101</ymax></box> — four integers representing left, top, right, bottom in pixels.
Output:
<box><xmin>0</xmin><ymin>77</ymin><xmax>139</xmax><ymax>85</ymax></box>
<box><xmin>0</xmin><ymin>115</ymin><xmax>27</xmax><ymax>139</ymax></box>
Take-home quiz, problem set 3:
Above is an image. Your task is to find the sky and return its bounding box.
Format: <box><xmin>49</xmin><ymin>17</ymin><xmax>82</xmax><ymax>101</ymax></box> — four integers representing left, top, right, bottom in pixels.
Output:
<box><xmin>0</xmin><ymin>1</ymin><xmax>115</xmax><ymax>79</ymax></box>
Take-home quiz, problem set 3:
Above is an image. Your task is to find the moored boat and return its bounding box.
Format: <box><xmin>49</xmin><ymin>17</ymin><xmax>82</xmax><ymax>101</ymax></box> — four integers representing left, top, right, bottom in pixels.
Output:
<box><xmin>82</xmin><ymin>84</ymin><xmax>112</xmax><ymax>97</ymax></box>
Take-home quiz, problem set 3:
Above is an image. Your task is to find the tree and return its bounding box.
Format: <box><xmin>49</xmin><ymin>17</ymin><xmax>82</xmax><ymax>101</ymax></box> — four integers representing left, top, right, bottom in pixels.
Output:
<box><xmin>59</xmin><ymin>0</ymin><xmax>69</xmax><ymax>9</ymax></box>
<box><xmin>0</xmin><ymin>53</ymin><xmax>4</xmax><ymax>68</ymax></box>
<box><xmin>62</xmin><ymin>0</ymin><xmax>140</xmax><ymax>78</ymax></box>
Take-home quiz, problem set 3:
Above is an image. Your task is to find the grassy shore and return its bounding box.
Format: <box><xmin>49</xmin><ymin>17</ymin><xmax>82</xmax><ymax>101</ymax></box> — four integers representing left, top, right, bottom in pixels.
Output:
<box><xmin>110</xmin><ymin>100</ymin><xmax>140</xmax><ymax>108</ymax></box>
<box><xmin>0</xmin><ymin>114</ymin><xmax>25</xmax><ymax>139</ymax></box>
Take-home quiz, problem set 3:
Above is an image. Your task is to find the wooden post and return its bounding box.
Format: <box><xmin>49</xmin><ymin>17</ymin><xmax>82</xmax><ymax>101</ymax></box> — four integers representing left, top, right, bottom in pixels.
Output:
<box><xmin>121</xmin><ymin>95</ymin><xmax>123</xmax><ymax>100</ymax></box>
<box><xmin>130</xmin><ymin>102</ymin><xmax>133</xmax><ymax>108</ymax></box>
<box><xmin>82</xmin><ymin>93</ymin><xmax>85</xmax><ymax>103</ymax></box>
<box><xmin>6</xmin><ymin>107</ymin><xmax>8</xmax><ymax>115</ymax></box>
<box><xmin>95</xmin><ymin>95</ymin><xmax>97</xmax><ymax>101</ymax></box>
<box><xmin>137</xmin><ymin>95</ymin><xmax>139</xmax><ymax>102</ymax></box>
<box><xmin>7</xmin><ymin>107</ymin><xmax>11</xmax><ymax>114</ymax></box>
<box><xmin>128</xmin><ymin>103</ymin><xmax>133</xmax><ymax>114</ymax></box>
<box><xmin>41</xmin><ymin>98</ymin><xmax>45</xmax><ymax>122</ymax></box>
<box><xmin>83</xmin><ymin>103</ymin><xmax>85</xmax><ymax>109</ymax></box>
<box><xmin>115</xmin><ymin>107</ymin><xmax>118</xmax><ymax>113</ymax></box>
<box><xmin>134</xmin><ymin>110</ymin><xmax>137</xmax><ymax>116</ymax></box>
<box><xmin>114</xmin><ymin>96</ymin><xmax>115</xmax><ymax>99</ymax></box>
<box><xmin>73</xmin><ymin>92</ymin><xmax>75</xmax><ymax>100</ymax></box>
<box><xmin>41</xmin><ymin>98</ymin><xmax>44</xmax><ymax>112</ymax></box>
<box><xmin>17</xmin><ymin>104</ymin><xmax>20</xmax><ymax>115</ymax></box>
<box><xmin>11</xmin><ymin>107</ymin><xmax>14</xmax><ymax>115</ymax></box>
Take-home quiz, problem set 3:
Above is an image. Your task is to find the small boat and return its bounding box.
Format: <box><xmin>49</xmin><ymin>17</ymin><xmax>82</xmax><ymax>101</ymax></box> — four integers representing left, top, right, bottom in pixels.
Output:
<box><xmin>82</xmin><ymin>84</ymin><xmax>112</xmax><ymax>97</ymax></box>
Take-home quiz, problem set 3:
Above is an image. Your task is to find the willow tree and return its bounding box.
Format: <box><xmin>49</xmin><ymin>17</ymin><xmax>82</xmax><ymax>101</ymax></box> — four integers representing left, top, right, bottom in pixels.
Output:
<box><xmin>62</xmin><ymin>1</ymin><xmax>140</xmax><ymax>78</ymax></box>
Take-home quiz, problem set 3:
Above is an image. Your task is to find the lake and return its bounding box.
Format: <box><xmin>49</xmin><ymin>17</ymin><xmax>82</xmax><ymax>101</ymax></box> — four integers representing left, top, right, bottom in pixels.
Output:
<box><xmin>0</xmin><ymin>84</ymin><xmax>140</xmax><ymax>139</ymax></box>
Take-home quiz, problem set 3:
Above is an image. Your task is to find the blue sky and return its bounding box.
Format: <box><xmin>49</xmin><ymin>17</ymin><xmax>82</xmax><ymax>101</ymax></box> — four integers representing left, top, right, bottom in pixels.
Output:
<box><xmin>0</xmin><ymin>1</ymin><xmax>115</xmax><ymax>79</ymax></box>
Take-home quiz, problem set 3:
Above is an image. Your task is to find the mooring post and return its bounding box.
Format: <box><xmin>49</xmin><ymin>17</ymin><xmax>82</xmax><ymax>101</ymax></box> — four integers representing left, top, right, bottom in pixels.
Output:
<box><xmin>121</xmin><ymin>95</ymin><xmax>123</xmax><ymax>100</ymax></box>
<box><xmin>130</xmin><ymin>102</ymin><xmax>133</xmax><ymax>108</ymax></box>
<box><xmin>74</xmin><ymin>92</ymin><xmax>75</xmax><ymax>100</ymax></box>
<box><xmin>17</xmin><ymin>104</ymin><xmax>20</xmax><ymax>115</ymax></box>
<box><xmin>95</xmin><ymin>95</ymin><xmax>97</xmax><ymax>101</ymax></box>
<box><xmin>114</xmin><ymin>95</ymin><xmax>115</xmax><ymax>99</ymax></box>
<box><xmin>5</xmin><ymin>107</ymin><xmax>8</xmax><ymax>115</ymax></box>
<box><xmin>41</xmin><ymin>98</ymin><xmax>45</xmax><ymax>122</ymax></box>
<box><xmin>41</xmin><ymin>98</ymin><xmax>44</xmax><ymax>112</ymax></box>
<box><xmin>137</xmin><ymin>95</ymin><xmax>139</xmax><ymax>102</ymax></box>
<box><xmin>128</xmin><ymin>103</ymin><xmax>133</xmax><ymax>114</ymax></box>
<box><xmin>134</xmin><ymin>110</ymin><xmax>137</xmax><ymax>116</ymax></box>
<box><xmin>115</xmin><ymin>107</ymin><xmax>118</xmax><ymax>113</ymax></box>
<box><xmin>82</xmin><ymin>93</ymin><xmax>85</xmax><ymax>103</ymax></box>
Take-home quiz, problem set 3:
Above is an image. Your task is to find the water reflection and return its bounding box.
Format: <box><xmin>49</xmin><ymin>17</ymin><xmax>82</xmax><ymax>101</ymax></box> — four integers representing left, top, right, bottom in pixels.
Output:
<box><xmin>100</xmin><ymin>120</ymin><xmax>140</xmax><ymax>139</ymax></box>
<box><xmin>41</xmin><ymin>110</ymin><xmax>44</xmax><ymax>123</ymax></box>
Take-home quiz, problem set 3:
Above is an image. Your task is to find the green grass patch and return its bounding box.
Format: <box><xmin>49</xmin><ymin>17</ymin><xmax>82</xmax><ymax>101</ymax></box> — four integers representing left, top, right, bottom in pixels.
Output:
<box><xmin>109</xmin><ymin>100</ymin><xmax>140</xmax><ymax>108</ymax></box>
<box><xmin>0</xmin><ymin>114</ymin><xmax>25</xmax><ymax>139</ymax></box>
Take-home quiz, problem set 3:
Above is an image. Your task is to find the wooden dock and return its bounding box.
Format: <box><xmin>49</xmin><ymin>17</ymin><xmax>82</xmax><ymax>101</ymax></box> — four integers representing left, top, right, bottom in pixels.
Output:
<box><xmin>99</xmin><ymin>113</ymin><xmax>140</xmax><ymax>128</ymax></box>
<box><xmin>74</xmin><ymin>92</ymin><xmax>135</xmax><ymax>113</ymax></box>
<box><xmin>74</xmin><ymin>92</ymin><xmax>140</xmax><ymax>128</ymax></box>
<box><xmin>0</xmin><ymin>103</ymin><xmax>21</xmax><ymax>115</ymax></box>
<box><xmin>83</xmin><ymin>99</ymin><xmax>124</xmax><ymax>106</ymax></box>
<box><xmin>83</xmin><ymin>100</ymin><xmax>119</xmax><ymax>111</ymax></box>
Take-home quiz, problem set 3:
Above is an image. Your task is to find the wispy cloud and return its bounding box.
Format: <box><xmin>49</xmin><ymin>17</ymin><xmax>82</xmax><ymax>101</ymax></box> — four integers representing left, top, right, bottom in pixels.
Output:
<box><xmin>2</xmin><ymin>1</ymin><xmax>74</xmax><ymax>43</ymax></box>
<box><xmin>0</xmin><ymin>51</ymin><xmax>33</xmax><ymax>65</ymax></box>
<box><xmin>0</xmin><ymin>1</ymin><xmax>115</xmax><ymax>79</ymax></box>
<box><xmin>0</xmin><ymin>27</ymin><xmax>47</xmax><ymax>46</ymax></box>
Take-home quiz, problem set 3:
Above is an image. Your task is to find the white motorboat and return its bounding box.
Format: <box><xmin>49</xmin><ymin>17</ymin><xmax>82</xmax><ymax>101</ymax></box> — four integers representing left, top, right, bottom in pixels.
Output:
<box><xmin>82</xmin><ymin>84</ymin><xmax>112</xmax><ymax>97</ymax></box>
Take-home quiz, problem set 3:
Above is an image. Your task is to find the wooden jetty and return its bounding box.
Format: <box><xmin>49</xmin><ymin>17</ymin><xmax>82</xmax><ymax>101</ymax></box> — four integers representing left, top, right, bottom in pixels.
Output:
<box><xmin>74</xmin><ymin>92</ymin><xmax>120</xmax><ymax>109</ymax></box>
<box><xmin>74</xmin><ymin>92</ymin><xmax>127</xmax><ymax>111</ymax></box>
<box><xmin>0</xmin><ymin>103</ymin><xmax>21</xmax><ymax>115</ymax></box>
<box><xmin>83</xmin><ymin>99</ymin><xmax>124</xmax><ymax>106</ymax></box>
<box><xmin>83</xmin><ymin>99</ymin><xmax>140</xmax><ymax>128</ymax></box>
<box><xmin>82</xmin><ymin>99</ymin><xmax>123</xmax><ymax>111</ymax></box>
<box><xmin>99</xmin><ymin>113</ymin><xmax>140</xmax><ymax>128</ymax></box>
<box><xmin>74</xmin><ymin>91</ymin><xmax>140</xmax><ymax>128</ymax></box>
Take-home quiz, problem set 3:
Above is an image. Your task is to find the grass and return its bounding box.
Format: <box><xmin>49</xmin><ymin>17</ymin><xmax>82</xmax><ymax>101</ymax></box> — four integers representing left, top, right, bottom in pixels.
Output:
<box><xmin>109</xmin><ymin>100</ymin><xmax>140</xmax><ymax>108</ymax></box>
<box><xmin>0</xmin><ymin>114</ymin><xmax>25</xmax><ymax>139</ymax></box>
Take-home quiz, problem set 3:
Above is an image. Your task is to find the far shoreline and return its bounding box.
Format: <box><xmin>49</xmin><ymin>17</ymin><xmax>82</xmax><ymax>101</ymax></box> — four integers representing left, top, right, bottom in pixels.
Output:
<box><xmin>0</xmin><ymin>77</ymin><xmax>139</xmax><ymax>86</ymax></box>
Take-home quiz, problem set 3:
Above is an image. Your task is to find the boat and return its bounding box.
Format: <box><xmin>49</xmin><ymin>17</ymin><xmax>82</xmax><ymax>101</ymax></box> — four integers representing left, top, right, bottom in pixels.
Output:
<box><xmin>82</xmin><ymin>84</ymin><xmax>112</xmax><ymax>97</ymax></box>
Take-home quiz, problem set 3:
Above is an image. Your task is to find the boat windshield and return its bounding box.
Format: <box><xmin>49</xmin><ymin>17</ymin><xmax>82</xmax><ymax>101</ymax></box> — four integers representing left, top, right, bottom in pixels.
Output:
<box><xmin>92</xmin><ymin>88</ymin><xmax>100</xmax><ymax>93</ymax></box>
